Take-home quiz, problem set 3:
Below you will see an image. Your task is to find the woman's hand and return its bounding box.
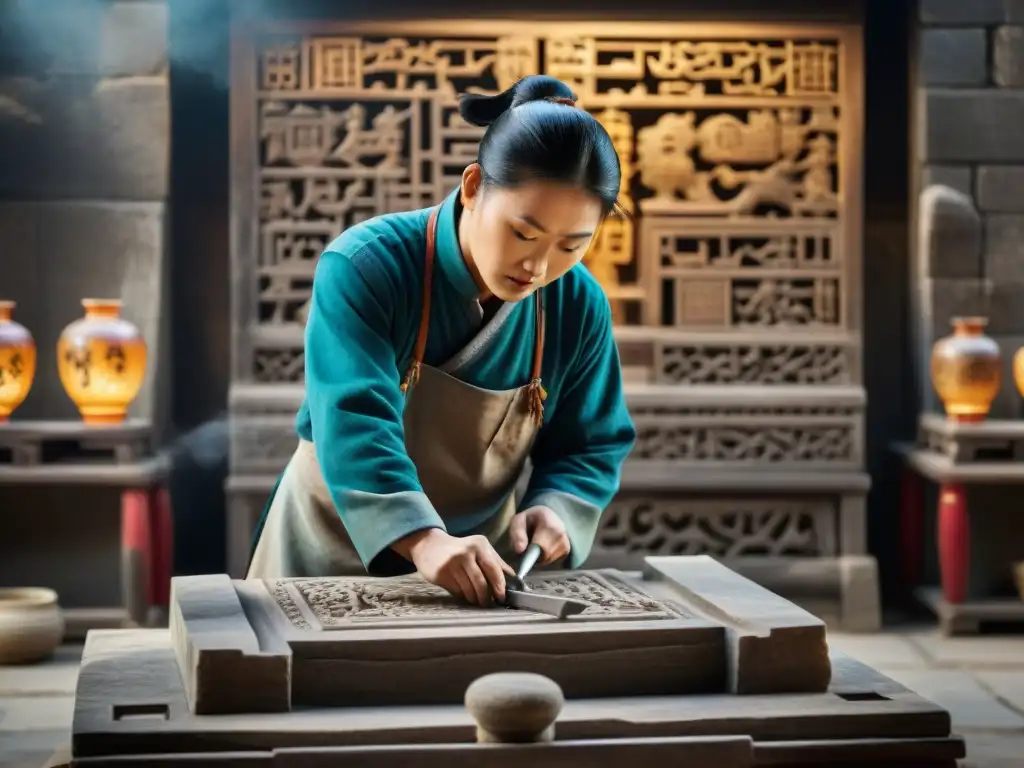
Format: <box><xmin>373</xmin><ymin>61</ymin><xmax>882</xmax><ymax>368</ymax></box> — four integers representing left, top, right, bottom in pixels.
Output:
<box><xmin>399</xmin><ymin>528</ymin><xmax>514</xmax><ymax>606</ymax></box>
<box><xmin>509</xmin><ymin>506</ymin><xmax>571</xmax><ymax>564</ymax></box>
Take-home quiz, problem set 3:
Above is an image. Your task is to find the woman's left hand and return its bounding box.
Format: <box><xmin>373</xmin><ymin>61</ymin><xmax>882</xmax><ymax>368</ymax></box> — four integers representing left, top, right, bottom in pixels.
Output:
<box><xmin>509</xmin><ymin>506</ymin><xmax>571</xmax><ymax>564</ymax></box>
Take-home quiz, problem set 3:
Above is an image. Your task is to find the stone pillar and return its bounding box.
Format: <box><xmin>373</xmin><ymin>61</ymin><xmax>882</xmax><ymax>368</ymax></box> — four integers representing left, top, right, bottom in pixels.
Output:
<box><xmin>915</xmin><ymin>0</ymin><xmax>1024</xmax><ymax>418</ymax></box>
<box><xmin>0</xmin><ymin>0</ymin><xmax>171</xmax><ymax>436</ymax></box>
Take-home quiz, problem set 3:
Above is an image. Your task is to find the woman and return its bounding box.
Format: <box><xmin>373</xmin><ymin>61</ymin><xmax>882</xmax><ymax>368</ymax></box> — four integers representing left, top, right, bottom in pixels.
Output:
<box><xmin>248</xmin><ymin>74</ymin><xmax>636</xmax><ymax>607</ymax></box>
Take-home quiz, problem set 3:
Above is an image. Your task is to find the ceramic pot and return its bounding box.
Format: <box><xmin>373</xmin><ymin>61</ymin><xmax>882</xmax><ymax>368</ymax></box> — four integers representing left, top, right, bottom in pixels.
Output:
<box><xmin>0</xmin><ymin>587</ymin><xmax>65</xmax><ymax>665</ymax></box>
<box><xmin>931</xmin><ymin>316</ymin><xmax>1002</xmax><ymax>422</ymax></box>
<box><xmin>57</xmin><ymin>299</ymin><xmax>147</xmax><ymax>424</ymax></box>
<box><xmin>0</xmin><ymin>300</ymin><xmax>36</xmax><ymax>422</ymax></box>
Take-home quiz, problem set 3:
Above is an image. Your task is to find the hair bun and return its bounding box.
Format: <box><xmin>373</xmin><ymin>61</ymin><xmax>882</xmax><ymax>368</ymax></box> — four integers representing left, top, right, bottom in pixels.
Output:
<box><xmin>458</xmin><ymin>75</ymin><xmax>577</xmax><ymax>127</ymax></box>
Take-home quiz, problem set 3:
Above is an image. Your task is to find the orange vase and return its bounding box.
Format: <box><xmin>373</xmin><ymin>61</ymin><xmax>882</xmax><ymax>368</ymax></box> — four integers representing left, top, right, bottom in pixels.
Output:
<box><xmin>1014</xmin><ymin>346</ymin><xmax>1024</xmax><ymax>400</ymax></box>
<box><xmin>56</xmin><ymin>299</ymin><xmax>147</xmax><ymax>425</ymax></box>
<box><xmin>0</xmin><ymin>300</ymin><xmax>36</xmax><ymax>422</ymax></box>
<box><xmin>931</xmin><ymin>316</ymin><xmax>1002</xmax><ymax>422</ymax></box>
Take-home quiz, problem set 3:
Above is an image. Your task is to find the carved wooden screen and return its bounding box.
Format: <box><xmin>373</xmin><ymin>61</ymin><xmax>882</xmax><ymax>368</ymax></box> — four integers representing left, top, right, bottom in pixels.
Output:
<box><xmin>230</xmin><ymin>20</ymin><xmax>863</xmax><ymax>388</ymax></box>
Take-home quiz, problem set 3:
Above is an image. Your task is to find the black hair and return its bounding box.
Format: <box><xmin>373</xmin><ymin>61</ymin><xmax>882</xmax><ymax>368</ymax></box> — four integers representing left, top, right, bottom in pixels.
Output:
<box><xmin>458</xmin><ymin>75</ymin><xmax>621</xmax><ymax>214</ymax></box>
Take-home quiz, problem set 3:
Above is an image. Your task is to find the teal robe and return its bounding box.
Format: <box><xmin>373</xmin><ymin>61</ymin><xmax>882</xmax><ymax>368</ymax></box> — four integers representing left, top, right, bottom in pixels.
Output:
<box><xmin>279</xmin><ymin>188</ymin><xmax>636</xmax><ymax>575</ymax></box>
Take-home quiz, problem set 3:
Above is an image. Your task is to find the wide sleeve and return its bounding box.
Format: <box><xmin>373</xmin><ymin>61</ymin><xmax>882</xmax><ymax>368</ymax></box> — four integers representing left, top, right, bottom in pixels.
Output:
<box><xmin>304</xmin><ymin>249</ymin><xmax>445</xmax><ymax>574</ymax></box>
<box><xmin>519</xmin><ymin>301</ymin><xmax>636</xmax><ymax>567</ymax></box>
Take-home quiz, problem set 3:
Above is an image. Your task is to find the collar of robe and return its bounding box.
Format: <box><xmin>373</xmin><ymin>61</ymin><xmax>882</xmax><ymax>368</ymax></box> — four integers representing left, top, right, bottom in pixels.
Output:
<box><xmin>433</xmin><ymin>187</ymin><xmax>485</xmax><ymax>303</ymax></box>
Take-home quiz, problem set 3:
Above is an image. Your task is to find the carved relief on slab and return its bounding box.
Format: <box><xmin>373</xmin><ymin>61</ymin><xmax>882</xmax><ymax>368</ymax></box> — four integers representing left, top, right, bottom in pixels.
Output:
<box><xmin>239</xmin><ymin>27</ymin><xmax>855</xmax><ymax>381</ymax></box>
<box><xmin>595</xmin><ymin>497</ymin><xmax>837</xmax><ymax>558</ymax></box>
<box><xmin>268</xmin><ymin>571</ymin><xmax>684</xmax><ymax>630</ymax></box>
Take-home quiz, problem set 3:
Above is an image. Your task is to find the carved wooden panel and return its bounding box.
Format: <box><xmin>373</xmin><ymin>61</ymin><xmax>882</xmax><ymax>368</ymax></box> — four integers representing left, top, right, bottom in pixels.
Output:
<box><xmin>231</xmin><ymin>20</ymin><xmax>862</xmax><ymax>386</ymax></box>
<box><xmin>268</xmin><ymin>570</ymin><xmax>686</xmax><ymax>631</ymax></box>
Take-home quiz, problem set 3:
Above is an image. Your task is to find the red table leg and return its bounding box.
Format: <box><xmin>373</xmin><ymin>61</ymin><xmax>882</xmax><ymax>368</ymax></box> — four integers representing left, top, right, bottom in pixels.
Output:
<box><xmin>120</xmin><ymin>489</ymin><xmax>152</xmax><ymax>627</ymax></box>
<box><xmin>148</xmin><ymin>485</ymin><xmax>173</xmax><ymax>613</ymax></box>
<box><xmin>899</xmin><ymin>468</ymin><xmax>925</xmax><ymax>591</ymax></box>
<box><xmin>937</xmin><ymin>482</ymin><xmax>970</xmax><ymax>604</ymax></box>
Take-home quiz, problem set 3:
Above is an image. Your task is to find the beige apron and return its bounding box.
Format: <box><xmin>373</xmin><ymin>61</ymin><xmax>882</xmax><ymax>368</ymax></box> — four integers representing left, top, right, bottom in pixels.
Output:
<box><xmin>247</xmin><ymin>207</ymin><xmax>548</xmax><ymax>578</ymax></box>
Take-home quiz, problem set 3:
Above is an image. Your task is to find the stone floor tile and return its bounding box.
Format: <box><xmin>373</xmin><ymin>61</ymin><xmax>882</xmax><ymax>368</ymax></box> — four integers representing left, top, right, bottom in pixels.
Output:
<box><xmin>0</xmin><ymin>697</ymin><xmax>75</xmax><ymax>732</ymax></box>
<box><xmin>880</xmin><ymin>669</ymin><xmax>1024</xmax><ymax>730</ymax></box>
<box><xmin>906</xmin><ymin>631</ymin><xmax>1024</xmax><ymax>668</ymax></box>
<box><xmin>960</xmin><ymin>730</ymin><xmax>1024</xmax><ymax>768</ymax></box>
<box><xmin>827</xmin><ymin>632</ymin><xmax>930</xmax><ymax>669</ymax></box>
<box><xmin>0</xmin><ymin>729</ymin><xmax>69</xmax><ymax>768</ymax></box>
<box><xmin>0</xmin><ymin>647</ymin><xmax>82</xmax><ymax>697</ymax></box>
<box><xmin>973</xmin><ymin>671</ymin><xmax>1024</xmax><ymax>716</ymax></box>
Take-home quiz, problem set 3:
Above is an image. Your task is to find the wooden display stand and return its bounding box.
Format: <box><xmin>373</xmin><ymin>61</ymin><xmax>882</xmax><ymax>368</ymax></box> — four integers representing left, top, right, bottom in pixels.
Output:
<box><xmin>0</xmin><ymin>420</ymin><xmax>173</xmax><ymax>636</ymax></box>
<box><xmin>895</xmin><ymin>414</ymin><xmax>1024</xmax><ymax>635</ymax></box>
<box><xmin>67</xmin><ymin>556</ymin><xmax>965</xmax><ymax>766</ymax></box>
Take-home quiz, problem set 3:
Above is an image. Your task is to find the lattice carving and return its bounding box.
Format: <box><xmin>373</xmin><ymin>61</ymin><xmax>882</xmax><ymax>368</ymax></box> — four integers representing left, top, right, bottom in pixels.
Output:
<box><xmin>631</xmin><ymin>423</ymin><xmax>854</xmax><ymax>463</ymax></box>
<box><xmin>270</xmin><ymin>571</ymin><xmax>684</xmax><ymax>629</ymax></box>
<box><xmin>239</xmin><ymin>25</ymin><xmax>856</xmax><ymax>382</ymax></box>
<box><xmin>595</xmin><ymin>497</ymin><xmax>837</xmax><ymax>558</ymax></box>
<box><xmin>230</xmin><ymin>417</ymin><xmax>301</xmax><ymax>473</ymax></box>
<box><xmin>657</xmin><ymin>341</ymin><xmax>851</xmax><ymax>385</ymax></box>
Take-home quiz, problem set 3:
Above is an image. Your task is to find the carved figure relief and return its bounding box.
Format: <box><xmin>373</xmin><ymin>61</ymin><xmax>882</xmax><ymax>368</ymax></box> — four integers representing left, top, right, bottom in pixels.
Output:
<box><xmin>239</xmin><ymin>27</ymin><xmax>854</xmax><ymax>384</ymax></box>
<box><xmin>269</xmin><ymin>571</ymin><xmax>685</xmax><ymax>630</ymax></box>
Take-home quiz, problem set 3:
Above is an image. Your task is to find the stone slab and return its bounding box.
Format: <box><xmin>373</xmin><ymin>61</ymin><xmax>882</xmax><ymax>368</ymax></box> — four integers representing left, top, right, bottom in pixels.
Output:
<box><xmin>919</xmin><ymin>89</ymin><xmax>1024</xmax><ymax>163</ymax></box>
<box><xmin>171</xmin><ymin>559</ymin><xmax>833</xmax><ymax>714</ymax></box>
<box><xmin>921</xmin><ymin>164</ymin><xmax>973</xmax><ymax>198</ymax></box>
<box><xmin>920</xmin><ymin>28</ymin><xmax>988</xmax><ymax>85</ymax></box>
<box><xmin>919</xmin><ymin>0</ymin><xmax>1007</xmax><ymax>25</ymax></box>
<box><xmin>994</xmin><ymin>26</ymin><xmax>1024</xmax><ymax>87</ymax></box>
<box><xmin>71</xmin><ymin>628</ymin><xmax>958</xmax><ymax>762</ymax></box>
<box><xmin>0</xmin><ymin>75</ymin><xmax>169</xmax><ymax>200</ymax></box>
<box><xmin>641</xmin><ymin>556</ymin><xmax>831</xmax><ymax>694</ymax></box>
<box><xmin>977</xmin><ymin>166</ymin><xmax>1024</xmax><ymax>212</ymax></box>
<box><xmin>0</xmin><ymin>201</ymin><xmax>169</xmax><ymax>426</ymax></box>
<box><xmin>880</xmin><ymin>669</ymin><xmax>1024</xmax><ymax>730</ymax></box>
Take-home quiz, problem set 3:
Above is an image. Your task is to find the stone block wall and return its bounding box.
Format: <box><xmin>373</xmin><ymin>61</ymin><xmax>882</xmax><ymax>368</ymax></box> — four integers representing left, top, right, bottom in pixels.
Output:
<box><xmin>0</xmin><ymin>0</ymin><xmax>171</xmax><ymax>434</ymax></box>
<box><xmin>916</xmin><ymin>0</ymin><xmax>1024</xmax><ymax>418</ymax></box>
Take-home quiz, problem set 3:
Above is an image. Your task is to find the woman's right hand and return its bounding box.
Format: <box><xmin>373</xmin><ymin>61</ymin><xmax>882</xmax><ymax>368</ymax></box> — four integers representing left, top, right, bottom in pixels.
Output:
<box><xmin>400</xmin><ymin>528</ymin><xmax>514</xmax><ymax>606</ymax></box>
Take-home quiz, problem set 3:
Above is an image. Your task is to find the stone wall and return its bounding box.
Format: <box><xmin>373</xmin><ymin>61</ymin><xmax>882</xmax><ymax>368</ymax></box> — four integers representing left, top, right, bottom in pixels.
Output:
<box><xmin>0</xmin><ymin>0</ymin><xmax>172</xmax><ymax>434</ymax></box>
<box><xmin>916</xmin><ymin>0</ymin><xmax>1024</xmax><ymax>418</ymax></box>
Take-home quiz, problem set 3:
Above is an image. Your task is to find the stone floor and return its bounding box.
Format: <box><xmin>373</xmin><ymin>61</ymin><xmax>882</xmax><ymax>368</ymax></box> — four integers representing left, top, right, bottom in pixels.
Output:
<box><xmin>1</xmin><ymin>627</ymin><xmax>1023</xmax><ymax>766</ymax></box>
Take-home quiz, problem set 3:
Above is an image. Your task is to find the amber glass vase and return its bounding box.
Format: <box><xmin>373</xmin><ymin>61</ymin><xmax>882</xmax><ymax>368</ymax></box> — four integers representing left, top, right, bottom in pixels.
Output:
<box><xmin>57</xmin><ymin>299</ymin><xmax>147</xmax><ymax>424</ymax></box>
<box><xmin>0</xmin><ymin>300</ymin><xmax>36</xmax><ymax>422</ymax></box>
<box><xmin>931</xmin><ymin>316</ymin><xmax>1002</xmax><ymax>422</ymax></box>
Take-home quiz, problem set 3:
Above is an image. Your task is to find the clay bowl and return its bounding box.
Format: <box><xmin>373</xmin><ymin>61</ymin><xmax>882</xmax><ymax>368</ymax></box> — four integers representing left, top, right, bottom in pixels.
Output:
<box><xmin>0</xmin><ymin>587</ymin><xmax>65</xmax><ymax>664</ymax></box>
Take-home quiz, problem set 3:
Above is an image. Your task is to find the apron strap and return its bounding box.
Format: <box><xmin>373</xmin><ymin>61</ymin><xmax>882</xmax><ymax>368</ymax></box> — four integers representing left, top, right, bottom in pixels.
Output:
<box><xmin>400</xmin><ymin>207</ymin><xmax>439</xmax><ymax>394</ymax></box>
<box><xmin>527</xmin><ymin>288</ymin><xmax>547</xmax><ymax>425</ymax></box>
<box><xmin>400</xmin><ymin>204</ymin><xmax>547</xmax><ymax>426</ymax></box>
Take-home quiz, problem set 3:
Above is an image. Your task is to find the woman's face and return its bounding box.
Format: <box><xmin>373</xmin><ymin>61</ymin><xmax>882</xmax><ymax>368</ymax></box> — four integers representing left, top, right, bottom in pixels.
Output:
<box><xmin>459</xmin><ymin>164</ymin><xmax>604</xmax><ymax>302</ymax></box>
